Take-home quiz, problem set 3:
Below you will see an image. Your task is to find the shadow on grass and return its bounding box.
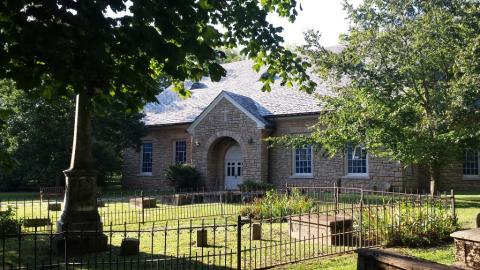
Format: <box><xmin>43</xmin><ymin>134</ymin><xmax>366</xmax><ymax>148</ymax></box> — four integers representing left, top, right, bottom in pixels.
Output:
<box><xmin>1</xmin><ymin>233</ymin><xmax>237</xmax><ymax>270</ymax></box>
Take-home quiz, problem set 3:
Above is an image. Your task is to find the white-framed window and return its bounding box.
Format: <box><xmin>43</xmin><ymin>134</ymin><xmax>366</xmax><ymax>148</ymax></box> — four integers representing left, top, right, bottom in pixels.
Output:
<box><xmin>346</xmin><ymin>144</ymin><xmax>368</xmax><ymax>176</ymax></box>
<box><xmin>140</xmin><ymin>142</ymin><xmax>153</xmax><ymax>174</ymax></box>
<box><xmin>463</xmin><ymin>150</ymin><xmax>479</xmax><ymax>179</ymax></box>
<box><xmin>293</xmin><ymin>145</ymin><xmax>313</xmax><ymax>176</ymax></box>
<box><xmin>175</xmin><ymin>140</ymin><xmax>187</xmax><ymax>164</ymax></box>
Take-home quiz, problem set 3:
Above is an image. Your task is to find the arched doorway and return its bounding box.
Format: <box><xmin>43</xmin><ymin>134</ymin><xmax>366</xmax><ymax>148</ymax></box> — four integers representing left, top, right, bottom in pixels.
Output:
<box><xmin>224</xmin><ymin>144</ymin><xmax>243</xmax><ymax>190</ymax></box>
<box><xmin>205</xmin><ymin>135</ymin><xmax>246</xmax><ymax>190</ymax></box>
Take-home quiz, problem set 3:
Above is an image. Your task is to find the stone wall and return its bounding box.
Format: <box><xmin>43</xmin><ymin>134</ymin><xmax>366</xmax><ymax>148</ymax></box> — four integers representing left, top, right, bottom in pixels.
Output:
<box><xmin>122</xmin><ymin>108</ymin><xmax>473</xmax><ymax>192</ymax></box>
<box><xmin>268</xmin><ymin>116</ymin><xmax>411</xmax><ymax>191</ymax></box>
<box><xmin>189</xmin><ymin>98</ymin><xmax>269</xmax><ymax>188</ymax></box>
<box><xmin>439</xmin><ymin>161</ymin><xmax>480</xmax><ymax>192</ymax></box>
<box><xmin>122</xmin><ymin>124</ymin><xmax>192</xmax><ymax>189</ymax></box>
<box><xmin>451</xmin><ymin>228</ymin><xmax>480</xmax><ymax>269</ymax></box>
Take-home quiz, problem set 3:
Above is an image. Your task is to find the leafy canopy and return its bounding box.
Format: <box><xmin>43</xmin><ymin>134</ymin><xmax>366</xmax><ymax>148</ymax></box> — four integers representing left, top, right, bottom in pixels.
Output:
<box><xmin>273</xmin><ymin>0</ymin><xmax>480</xmax><ymax>171</ymax></box>
<box><xmin>0</xmin><ymin>0</ymin><xmax>315</xmax><ymax>109</ymax></box>
<box><xmin>0</xmin><ymin>80</ymin><xmax>146</xmax><ymax>190</ymax></box>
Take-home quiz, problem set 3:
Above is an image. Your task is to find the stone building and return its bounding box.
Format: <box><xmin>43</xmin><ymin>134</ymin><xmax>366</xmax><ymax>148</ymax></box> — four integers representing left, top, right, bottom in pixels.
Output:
<box><xmin>122</xmin><ymin>60</ymin><xmax>479</xmax><ymax>192</ymax></box>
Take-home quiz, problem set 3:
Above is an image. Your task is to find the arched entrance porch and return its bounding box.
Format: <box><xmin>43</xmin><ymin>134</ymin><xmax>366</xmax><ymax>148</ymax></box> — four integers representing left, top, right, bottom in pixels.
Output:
<box><xmin>206</xmin><ymin>136</ymin><xmax>245</xmax><ymax>190</ymax></box>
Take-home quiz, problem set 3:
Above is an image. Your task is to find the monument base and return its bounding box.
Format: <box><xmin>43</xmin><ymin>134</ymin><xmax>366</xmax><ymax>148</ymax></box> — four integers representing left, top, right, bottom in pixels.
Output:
<box><xmin>53</xmin><ymin>232</ymin><xmax>108</xmax><ymax>256</ymax></box>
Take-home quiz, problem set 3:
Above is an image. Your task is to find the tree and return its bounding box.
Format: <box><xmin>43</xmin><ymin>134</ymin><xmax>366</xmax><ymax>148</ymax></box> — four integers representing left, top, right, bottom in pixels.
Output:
<box><xmin>219</xmin><ymin>47</ymin><xmax>245</xmax><ymax>63</ymax></box>
<box><xmin>274</xmin><ymin>0</ymin><xmax>480</xmax><ymax>194</ymax></box>
<box><xmin>0</xmin><ymin>80</ymin><xmax>146</xmax><ymax>191</ymax></box>
<box><xmin>0</xmin><ymin>0</ymin><xmax>314</xmax><ymax>246</ymax></box>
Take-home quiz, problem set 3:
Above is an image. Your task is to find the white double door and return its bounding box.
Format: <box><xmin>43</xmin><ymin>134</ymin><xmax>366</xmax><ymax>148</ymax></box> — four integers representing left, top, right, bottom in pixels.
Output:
<box><xmin>224</xmin><ymin>145</ymin><xmax>243</xmax><ymax>190</ymax></box>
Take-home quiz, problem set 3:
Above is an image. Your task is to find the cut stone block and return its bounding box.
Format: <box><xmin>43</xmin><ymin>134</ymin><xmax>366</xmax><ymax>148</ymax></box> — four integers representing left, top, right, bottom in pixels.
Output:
<box><xmin>196</xmin><ymin>229</ymin><xmax>208</xmax><ymax>247</ymax></box>
<box><xmin>120</xmin><ymin>238</ymin><xmax>140</xmax><ymax>256</ymax></box>
<box><xmin>174</xmin><ymin>194</ymin><xmax>192</xmax><ymax>206</ymax></box>
<box><xmin>48</xmin><ymin>203</ymin><xmax>61</xmax><ymax>211</ymax></box>
<box><xmin>222</xmin><ymin>192</ymin><xmax>242</xmax><ymax>203</ymax></box>
<box><xmin>24</xmin><ymin>218</ymin><xmax>51</xmax><ymax>228</ymax></box>
<box><xmin>251</xmin><ymin>223</ymin><xmax>261</xmax><ymax>240</ymax></box>
<box><xmin>289</xmin><ymin>214</ymin><xmax>353</xmax><ymax>246</ymax></box>
<box><xmin>451</xmin><ymin>228</ymin><xmax>480</xmax><ymax>269</ymax></box>
<box><xmin>53</xmin><ymin>233</ymin><xmax>108</xmax><ymax>256</ymax></box>
<box><xmin>129</xmin><ymin>197</ymin><xmax>156</xmax><ymax>208</ymax></box>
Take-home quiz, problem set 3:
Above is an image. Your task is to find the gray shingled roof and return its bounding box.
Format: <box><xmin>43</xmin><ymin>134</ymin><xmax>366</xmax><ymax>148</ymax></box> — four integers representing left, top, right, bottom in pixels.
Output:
<box><xmin>144</xmin><ymin>60</ymin><xmax>331</xmax><ymax>126</ymax></box>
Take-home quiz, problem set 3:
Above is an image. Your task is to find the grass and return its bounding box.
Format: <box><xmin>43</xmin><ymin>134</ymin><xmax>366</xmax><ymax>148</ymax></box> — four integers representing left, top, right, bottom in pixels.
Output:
<box><xmin>0</xmin><ymin>191</ymin><xmax>477</xmax><ymax>269</ymax></box>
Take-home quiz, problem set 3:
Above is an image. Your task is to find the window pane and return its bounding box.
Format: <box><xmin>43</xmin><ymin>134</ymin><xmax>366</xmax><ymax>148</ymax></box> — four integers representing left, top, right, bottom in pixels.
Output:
<box><xmin>142</xmin><ymin>143</ymin><xmax>152</xmax><ymax>173</ymax></box>
<box><xmin>464</xmin><ymin>150</ymin><xmax>479</xmax><ymax>175</ymax></box>
<box><xmin>295</xmin><ymin>145</ymin><xmax>312</xmax><ymax>174</ymax></box>
<box><xmin>237</xmin><ymin>162</ymin><xmax>242</xmax><ymax>176</ymax></box>
<box><xmin>175</xmin><ymin>140</ymin><xmax>187</xmax><ymax>164</ymax></box>
<box><xmin>347</xmin><ymin>144</ymin><xmax>367</xmax><ymax>174</ymax></box>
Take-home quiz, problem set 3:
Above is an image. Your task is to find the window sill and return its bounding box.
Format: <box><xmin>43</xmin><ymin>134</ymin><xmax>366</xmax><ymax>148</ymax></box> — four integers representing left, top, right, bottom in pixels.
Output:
<box><xmin>341</xmin><ymin>175</ymin><xmax>370</xmax><ymax>180</ymax></box>
<box><xmin>289</xmin><ymin>175</ymin><xmax>314</xmax><ymax>179</ymax></box>
<box><xmin>463</xmin><ymin>175</ymin><xmax>480</xmax><ymax>181</ymax></box>
<box><xmin>137</xmin><ymin>173</ymin><xmax>153</xmax><ymax>177</ymax></box>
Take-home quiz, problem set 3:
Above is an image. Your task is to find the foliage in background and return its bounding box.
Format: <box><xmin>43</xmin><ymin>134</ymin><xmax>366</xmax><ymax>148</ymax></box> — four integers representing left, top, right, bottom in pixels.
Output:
<box><xmin>165</xmin><ymin>164</ymin><xmax>202</xmax><ymax>191</ymax></box>
<box><xmin>0</xmin><ymin>80</ymin><xmax>146</xmax><ymax>191</ymax></box>
<box><xmin>238</xmin><ymin>180</ymin><xmax>274</xmax><ymax>192</ymax></box>
<box><xmin>241</xmin><ymin>189</ymin><xmax>315</xmax><ymax>219</ymax></box>
<box><xmin>219</xmin><ymin>47</ymin><xmax>245</xmax><ymax>64</ymax></box>
<box><xmin>0</xmin><ymin>207</ymin><xmax>21</xmax><ymax>234</ymax></box>
<box><xmin>0</xmin><ymin>0</ymin><xmax>315</xmax><ymax>192</ymax></box>
<box><xmin>271</xmin><ymin>0</ymin><xmax>480</xmax><ymax>192</ymax></box>
<box><xmin>356</xmin><ymin>199</ymin><xmax>457</xmax><ymax>247</ymax></box>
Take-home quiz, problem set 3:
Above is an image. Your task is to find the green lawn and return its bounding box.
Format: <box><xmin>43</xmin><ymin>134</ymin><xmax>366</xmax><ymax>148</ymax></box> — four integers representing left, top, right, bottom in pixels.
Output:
<box><xmin>275</xmin><ymin>193</ymin><xmax>480</xmax><ymax>269</ymax></box>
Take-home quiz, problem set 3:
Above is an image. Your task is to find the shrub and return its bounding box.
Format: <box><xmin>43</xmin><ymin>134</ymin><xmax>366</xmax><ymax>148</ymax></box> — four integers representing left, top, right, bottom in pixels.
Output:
<box><xmin>355</xmin><ymin>200</ymin><xmax>457</xmax><ymax>248</ymax></box>
<box><xmin>165</xmin><ymin>164</ymin><xmax>201</xmax><ymax>191</ymax></box>
<box><xmin>238</xmin><ymin>180</ymin><xmax>274</xmax><ymax>192</ymax></box>
<box><xmin>0</xmin><ymin>207</ymin><xmax>21</xmax><ymax>234</ymax></box>
<box><xmin>240</xmin><ymin>189</ymin><xmax>315</xmax><ymax>219</ymax></box>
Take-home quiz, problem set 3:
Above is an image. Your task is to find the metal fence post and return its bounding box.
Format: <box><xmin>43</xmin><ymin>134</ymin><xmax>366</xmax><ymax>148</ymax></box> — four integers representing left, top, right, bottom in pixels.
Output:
<box><xmin>450</xmin><ymin>189</ymin><xmax>456</xmax><ymax>222</ymax></box>
<box><xmin>237</xmin><ymin>215</ymin><xmax>242</xmax><ymax>270</ymax></box>
<box><xmin>141</xmin><ymin>191</ymin><xmax>145</xmax><ymax>224</ymax></box>
<box><xmin>359</xmin><ymin>188</ymin><xmax>364</xmax><ymax>248</ymax></box>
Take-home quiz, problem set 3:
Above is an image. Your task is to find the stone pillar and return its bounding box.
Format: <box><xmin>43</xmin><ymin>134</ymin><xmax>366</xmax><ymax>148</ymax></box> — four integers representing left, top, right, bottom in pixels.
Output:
<box><xmin>451</xmin><ymin>228</ymin><xmax>480</xmax><ymax>269</ymax></box>
<box><xmin>197</xmin><ymin>229</ymin><xmax>208</xmax><ymax>247</ymax></box>
<box><xmin>251</xmin><ymin>223</ymin><xmax>261</xmax><ymax>240</ymax></box>
<box><xmin>54</xmin><ymin>93</ymin><xmax>107</xmax><ymax>254</ymax></box>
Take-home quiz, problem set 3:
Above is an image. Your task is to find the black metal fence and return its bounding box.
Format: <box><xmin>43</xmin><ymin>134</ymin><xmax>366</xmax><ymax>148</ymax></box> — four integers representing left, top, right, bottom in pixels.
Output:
<box><xmin>0</xmin><ymin>186</ymin><xmax>456</xmax><ymax>269</ymax></box>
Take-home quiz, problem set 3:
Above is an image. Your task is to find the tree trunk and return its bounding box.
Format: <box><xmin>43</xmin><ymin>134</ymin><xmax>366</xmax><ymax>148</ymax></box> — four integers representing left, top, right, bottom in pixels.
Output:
<box><xmin>428</xmin><ymin>162</ymin><xmax>441</xmax><ymax>196</ymax></box>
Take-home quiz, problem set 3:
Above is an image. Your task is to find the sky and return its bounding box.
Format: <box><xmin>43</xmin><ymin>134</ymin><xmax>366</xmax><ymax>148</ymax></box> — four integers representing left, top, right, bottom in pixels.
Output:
<box><xmin>268</xmin><ymin>0</ymin><xmax>363</xmax><ymax>46</ymax></box>
<box><xmin>106</xmin><ymin>0</ymin><xmax>362</xmax><ymax>47</ymax></box>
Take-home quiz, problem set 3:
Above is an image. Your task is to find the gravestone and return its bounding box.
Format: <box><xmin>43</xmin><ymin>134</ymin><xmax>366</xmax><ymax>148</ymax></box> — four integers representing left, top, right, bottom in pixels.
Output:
<box><xmin>196</xmin><ymin>229</ymin><xmax>208</xmax><ymax>247</ymax></box>
<box><xmin>120</xmin><ymin>238</ymin><xmax>140</xmax><ymax>256</ymax></box>
<box><xmin>251</xmin><ymin>223</ymin><xmax>261</xmax><ymax>240</ymax></box>
<box><xmin>24</xmin><ymin>218</ymin><xmax>51</xmax><ymax>228</ymax></box>
<box><xmin>129</xmin><ymin>197</ymin><xmax>156</xmax><ymax>208</ymax></box>
<box><xmin>48</xmin><ymin>203</ymin><xmax>62</xmax><ymax>211</ymax></box>
<box><xmin>289</xmin><ymin>214</ymin><xmax>353</xmax><ymax>246</ymax></box>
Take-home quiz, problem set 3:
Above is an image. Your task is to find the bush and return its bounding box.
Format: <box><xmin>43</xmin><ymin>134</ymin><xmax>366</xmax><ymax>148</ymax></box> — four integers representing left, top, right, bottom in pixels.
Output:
<box><xmin>0</xmin><ymin>207</ymin><xmax>21</xmax><ymax>234</ymax></box>
<box><xmin>238</xmin><ymin>180</ymin><xmax>274</xmax><ymax>192</ymax></box>
<box><xmin>165</xmin><ymin>164</ymin><xmax>202</xmax><ymax>191</ymax></box>
<box><xmin>356</xmin><ymin>200</ymin><xmax>458</xmax><ymax>248</ymax></box>
<box><xmin>240</xmin><ymin>189</ymin><xmax>315</xmax><ymax>219</ymax></box>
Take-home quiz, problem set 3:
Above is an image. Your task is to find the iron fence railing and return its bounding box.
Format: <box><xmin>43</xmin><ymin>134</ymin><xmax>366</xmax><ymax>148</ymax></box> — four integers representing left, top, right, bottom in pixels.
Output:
<box><xmin>0</xmin><ymin>186</ymin><xmax>455</xmax><ymax>269</ymax></box>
